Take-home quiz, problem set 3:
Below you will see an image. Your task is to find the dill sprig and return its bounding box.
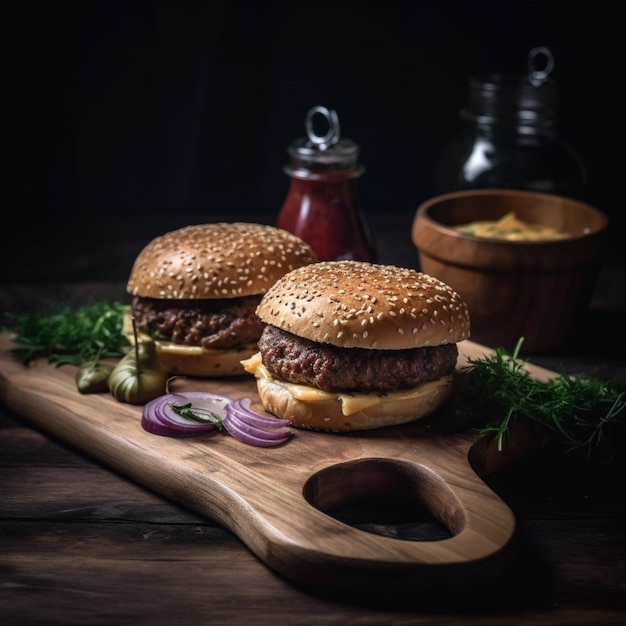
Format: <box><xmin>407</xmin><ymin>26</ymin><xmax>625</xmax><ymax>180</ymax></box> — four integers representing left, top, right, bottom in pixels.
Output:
<box><xmin>455</xmin><ymin>338</ymin><xmax>626</xmax><ymax>463</ymax></box>
<box><xmin>5</xmin><ymin>301</ymin><xmax>131</xmax><ymax>366</ymax></box>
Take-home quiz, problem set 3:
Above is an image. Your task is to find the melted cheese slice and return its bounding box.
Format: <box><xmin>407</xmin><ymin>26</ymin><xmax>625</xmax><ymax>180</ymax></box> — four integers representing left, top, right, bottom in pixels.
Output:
<box><xmin>155</xmin><ymin>341</ymin><xmax>255</xmax><ymax>356</ymax></box>
<box><xmin>241</xmin><ymin>352</ymin><xmax>452</xmax><ymax>416</ymax></box>
<box><xmin>156</xmin><ymin>342</ymin><xmax>207</xmax><ymax>355</ymax></box>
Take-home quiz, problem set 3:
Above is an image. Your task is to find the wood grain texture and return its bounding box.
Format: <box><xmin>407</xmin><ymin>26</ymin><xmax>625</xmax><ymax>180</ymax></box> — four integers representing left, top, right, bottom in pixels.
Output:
<box><xmin>3</xmin><ymin>408</ymin><xmax>625</xmax><ymax>624</ymax></box>
<box><xmin>0</xmin><ymin>335</ymin><xmax>556</xmax><ymax>594</ymax></box>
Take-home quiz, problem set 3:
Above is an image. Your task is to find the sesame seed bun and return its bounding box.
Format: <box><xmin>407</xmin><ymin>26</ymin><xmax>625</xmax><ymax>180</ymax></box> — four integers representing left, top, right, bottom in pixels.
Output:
<box><xmin>127</xmin><ymin>222</ymin><xmax>318</xmax><ymax>300</ymax></box>
<box><xmin>243</xmin><ymin>261</ymin><xmax>470</xmax><ymax>431</ymax></box>
<box><xmin>126</xmin><ymin>223</ymin><xmax>317</xmax><ymax>377</ymax></box>
<box><xmin>255</xmin><ymin>261</ymin><xmax>470</xmax><ymax>350</ymax></box>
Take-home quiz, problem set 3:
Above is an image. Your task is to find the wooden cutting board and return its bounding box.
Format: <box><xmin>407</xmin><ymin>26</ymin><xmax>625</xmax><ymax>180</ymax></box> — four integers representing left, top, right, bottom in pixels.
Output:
<box><xmin>0</xmin><ymin>334</ymin><xmax>555</xmax><ymax>594</ymax></box>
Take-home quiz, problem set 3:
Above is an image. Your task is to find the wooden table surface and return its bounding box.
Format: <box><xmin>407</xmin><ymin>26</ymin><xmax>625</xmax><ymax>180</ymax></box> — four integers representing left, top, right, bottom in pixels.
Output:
<box><xmin>1</xmin><ymin>213</ymin><xmax>625</xmax><ymax>625</ymax></box>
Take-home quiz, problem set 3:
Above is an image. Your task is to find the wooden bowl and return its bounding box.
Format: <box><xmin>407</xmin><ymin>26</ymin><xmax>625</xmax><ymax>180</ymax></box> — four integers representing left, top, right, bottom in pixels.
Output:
<box><xmin>412</xmin><ymin>189</ymin><xmax>609</xmax><ymax>352</ymax></box>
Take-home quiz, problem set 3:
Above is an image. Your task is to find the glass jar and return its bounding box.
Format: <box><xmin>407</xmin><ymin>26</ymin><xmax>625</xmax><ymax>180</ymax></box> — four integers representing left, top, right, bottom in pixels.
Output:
<box><xmin>277</xmin><ymin>106</ymin><xmax>376</xmax><ymax>262</ymax></box>
<box><xmin>435</xmin><ymin>48</ymin><xmax>587</xmax><ymax>199</ymax></box>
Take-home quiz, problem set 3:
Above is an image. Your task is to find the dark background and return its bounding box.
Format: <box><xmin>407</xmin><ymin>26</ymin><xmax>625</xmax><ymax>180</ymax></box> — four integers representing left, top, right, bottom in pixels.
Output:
<box><xmin>2</xmin><ymin>0</ymin><xmax>624</xmax><ymax>264</ymax></box>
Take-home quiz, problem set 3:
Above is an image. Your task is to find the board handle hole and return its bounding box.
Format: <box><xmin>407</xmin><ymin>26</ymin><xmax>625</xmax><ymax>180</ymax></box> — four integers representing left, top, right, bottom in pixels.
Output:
<box><xmin>303</xmin><ymin>458</ymin><xmax>465</xmax><ymax>541</ymax></box>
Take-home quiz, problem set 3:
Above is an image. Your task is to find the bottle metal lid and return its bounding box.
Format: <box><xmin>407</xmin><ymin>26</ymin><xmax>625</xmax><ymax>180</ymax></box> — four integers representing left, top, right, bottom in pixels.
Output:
<box><xmin>285</xmin><ymin>106</ymin><xmax>364</xmax><ymax>177</ymax></box>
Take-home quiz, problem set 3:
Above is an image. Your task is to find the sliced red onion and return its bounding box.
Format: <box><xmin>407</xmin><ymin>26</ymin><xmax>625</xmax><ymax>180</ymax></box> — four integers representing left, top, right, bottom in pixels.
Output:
<box><xmin>141</xmin><ymin>391</ymin><xmax>292</xmax><ymax>447</ymax></box>
<box><xmin>223</xmin><ymin>409</ymin><xmax>291</xmax><ymax>447</ymax></box>
<box><xmin>141</xmin><ymin>392</ymin><xmax>228</xmax><ymax>438</ymax></box>
<box><xmin>224</xmin><ymin>406</ymin><xmax>290</xmax><ymax>441</ymax></box>
<box><xmin>226</xmin><ymin>397</ymin><xmax>291</xmax><ymax>429</ymax></box>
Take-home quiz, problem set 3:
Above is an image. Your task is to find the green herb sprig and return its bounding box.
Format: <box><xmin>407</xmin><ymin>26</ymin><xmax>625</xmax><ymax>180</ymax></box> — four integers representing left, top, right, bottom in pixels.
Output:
<box><xmin>5</xmin><ymin>302</ymin><xmax>131</xmax><ymax>366</ymax></box>
<box><xmin>172</xmin><ymin>403</ymin><xmax>224</xmax><ymax>427</ymax></box>
<box><xmin>456</xmin><ymin>338</ymin><xmax>626</xmax><ymax>463</ymax></box>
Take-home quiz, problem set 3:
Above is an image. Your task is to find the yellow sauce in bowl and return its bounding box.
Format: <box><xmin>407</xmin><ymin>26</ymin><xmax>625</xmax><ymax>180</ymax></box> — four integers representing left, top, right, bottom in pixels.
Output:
<box><xmin>454</xmin><ymin>211</ymin><xmax>569</xmax><ymax>241</ymax></box>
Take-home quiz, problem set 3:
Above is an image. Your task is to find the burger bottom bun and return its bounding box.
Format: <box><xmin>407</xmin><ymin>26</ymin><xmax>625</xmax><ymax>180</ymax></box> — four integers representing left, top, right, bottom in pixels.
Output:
<box><xmin>255</xmin><ymin>376</ymin><xmax>453</xmax><ymax>432</ymax></box>
<box><xmin>154</xmin><ymin>341</ymin><xmax>257</xmax><ymax>377</ymax></box>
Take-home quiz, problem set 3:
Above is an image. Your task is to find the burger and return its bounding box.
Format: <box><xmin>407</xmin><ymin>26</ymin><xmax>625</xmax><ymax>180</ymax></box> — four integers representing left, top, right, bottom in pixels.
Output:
<box><xmin>242</xmin><ymin>260</ymin><xmax>470</xmax><ymax>431</ymax></box>
<box><xmin>126</xmin><ymin>222</ymin><xmax>318</xmax><ymax>377</ymax></box>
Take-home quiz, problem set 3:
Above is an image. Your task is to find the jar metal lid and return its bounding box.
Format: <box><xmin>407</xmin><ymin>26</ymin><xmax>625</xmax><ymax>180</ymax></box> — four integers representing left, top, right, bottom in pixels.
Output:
<box><xmin>460</xmin><ymin>47</ymin><xmax>559</xmax><ymax>129</ymax></box>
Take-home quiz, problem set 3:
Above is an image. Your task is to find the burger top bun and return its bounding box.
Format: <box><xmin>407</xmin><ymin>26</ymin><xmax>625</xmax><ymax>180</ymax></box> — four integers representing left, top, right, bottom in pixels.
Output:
<box><xmin>256</xmin><ymin>260</ymin><xmax>470</xmax><ymax>350</ymax></box>
<box><xmin>127</xmin><ymin>222</ymin><xmax>318</xmax><ymax>300</ymax></box>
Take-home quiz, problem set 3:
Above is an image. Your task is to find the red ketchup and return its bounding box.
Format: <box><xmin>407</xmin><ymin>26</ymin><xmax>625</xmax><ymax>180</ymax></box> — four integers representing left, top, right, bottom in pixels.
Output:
<box><xmin>276</xmin><ymin>106</ymin><xmax>376</xmax><ymax>262</ymax></box>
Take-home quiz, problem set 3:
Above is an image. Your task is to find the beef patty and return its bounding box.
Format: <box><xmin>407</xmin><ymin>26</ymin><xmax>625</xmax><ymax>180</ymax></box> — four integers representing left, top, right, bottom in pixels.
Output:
<box><xmin>258</xmin><ymin>325</ymin><xmax>458</xmax><ymax>393</ymax></box>
<box><xmin>131</xmin><ymin>295</ymin><xmax>263</xmax><ymax>350</ymax></box>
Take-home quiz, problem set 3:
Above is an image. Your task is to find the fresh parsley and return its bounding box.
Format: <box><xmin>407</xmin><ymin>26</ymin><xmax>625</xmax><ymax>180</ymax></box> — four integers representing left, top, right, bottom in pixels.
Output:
<box><xmin>5</xmin><ymin>301</ymin><xmax>131</xmax><ymax>366</ymax></box>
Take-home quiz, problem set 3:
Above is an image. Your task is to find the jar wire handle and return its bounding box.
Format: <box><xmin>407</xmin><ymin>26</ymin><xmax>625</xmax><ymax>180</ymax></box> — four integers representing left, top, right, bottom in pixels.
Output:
<box><xmin>305</xmin><ymin>106</ymin><xmax>341</xmax><ymax>150</ymax></box>
<box><xmin>528</xmin><ymin>46</ymin><xmax>555</xmax><ymax>86</ymax></box>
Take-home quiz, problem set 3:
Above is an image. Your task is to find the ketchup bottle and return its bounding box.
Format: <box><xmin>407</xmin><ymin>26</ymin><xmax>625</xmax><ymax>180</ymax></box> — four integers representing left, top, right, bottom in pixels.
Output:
<box><xmin>277</xmin><ymin>106</ymin><xmax>376</xmax><ymax>262</ymax></box>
